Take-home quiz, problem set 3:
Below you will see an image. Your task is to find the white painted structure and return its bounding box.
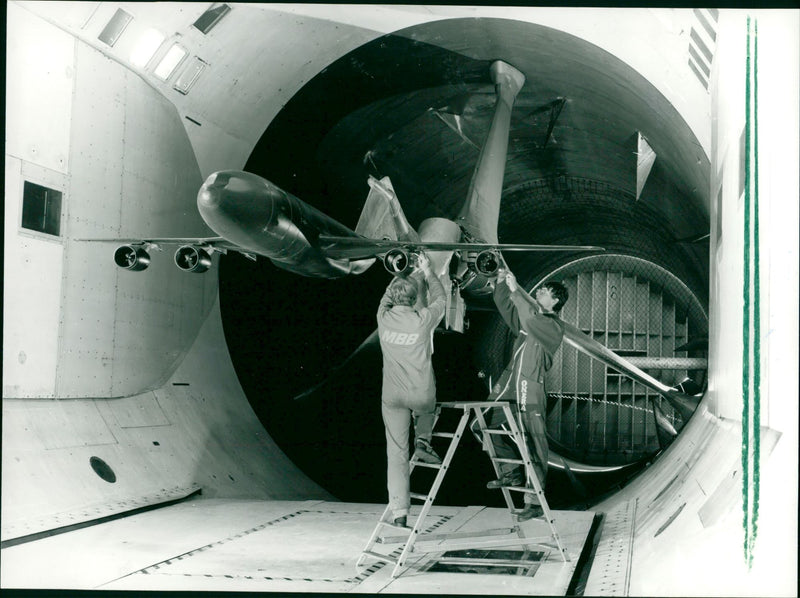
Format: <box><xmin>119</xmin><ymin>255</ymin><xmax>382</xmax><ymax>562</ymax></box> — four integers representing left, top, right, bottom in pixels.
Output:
<box><xmin>3</xmin><ymin>4</ymin><xmax>797</xmax><ymax>595</ymax></box>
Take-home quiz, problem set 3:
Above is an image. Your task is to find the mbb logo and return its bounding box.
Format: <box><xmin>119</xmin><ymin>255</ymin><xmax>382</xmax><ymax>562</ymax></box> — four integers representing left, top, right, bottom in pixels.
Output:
<box><xmin>519</xmin><ymin>379</ymin><xmax>528</xmax><ymax>409</ymax></box>
<box><xmin>382</xmin><ymin>331</ymin><xmax>419</xmax><ymax>345</ymax></box>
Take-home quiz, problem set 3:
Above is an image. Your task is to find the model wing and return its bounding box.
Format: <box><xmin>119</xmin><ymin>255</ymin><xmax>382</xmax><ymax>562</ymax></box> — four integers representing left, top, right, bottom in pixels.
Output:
<box><xmin>318</xmin><ymin>235</ymin><xmax>605</xmax><ymax>260</ymax></box>
<box><xmin>76</xmin><ymin>236</ymin><xmax>239</xmax><ymax>250</ymax></box>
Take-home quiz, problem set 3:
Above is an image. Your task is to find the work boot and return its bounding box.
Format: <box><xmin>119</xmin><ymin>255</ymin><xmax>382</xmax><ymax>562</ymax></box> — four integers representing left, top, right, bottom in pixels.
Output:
<box><xmin>516</xmin><ymin>504</ymin><xmax>544</xmax><ymax>522</ymax></box>
<box><xmin>393</xmin><ymin>515</ymin><xmax>409</xmax><ymax>528</ymax></box>
<box><xmin>413</xmin><ymin>438</ymin><xmax>442</xmax><ymax>464</ymax></box>
<box><xmin>486</xmin><ymin>469</ymin><xmax>524</xmax><ymax>489</ymax></box>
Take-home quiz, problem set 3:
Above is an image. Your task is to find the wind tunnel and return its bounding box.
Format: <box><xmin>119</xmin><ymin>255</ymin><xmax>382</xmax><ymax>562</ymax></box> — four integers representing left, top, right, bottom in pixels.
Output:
<box><xmin>223</xmin><ymin>16</ymin><xmax>711</xmax><ymax>504</ymax></box>
<box><xmin>3</xmin><ymin>3</ymin><xmax>797</xmax><ymax>595</ymax></box>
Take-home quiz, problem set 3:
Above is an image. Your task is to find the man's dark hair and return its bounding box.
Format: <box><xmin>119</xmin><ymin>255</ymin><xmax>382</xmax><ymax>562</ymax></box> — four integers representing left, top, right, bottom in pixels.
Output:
<box><xmin>543</xmin><ymin>281</ymin><xmax>569</xmax><ymax>313</ymax></box>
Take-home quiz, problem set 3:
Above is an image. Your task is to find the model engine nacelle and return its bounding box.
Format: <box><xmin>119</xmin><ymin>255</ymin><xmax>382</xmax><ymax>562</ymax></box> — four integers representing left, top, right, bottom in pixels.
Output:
<box><xmin>473</xmin><ymin>249</ymin><xmax>501</xmax><ymax>277</ymax></box>
<box><xmin>114</xmin><ymin>245</ymin><xmax>151</xmax><ymax>271</ymax></box>
<box><xmin>174</xmin><ymin>245</ymin><xmax>212</xmax><ymax>273</ymax></box>
<box><xmin>383</xmin><ymin>248</ymin><xmax>413</xmax><ymax>275</ymax></box>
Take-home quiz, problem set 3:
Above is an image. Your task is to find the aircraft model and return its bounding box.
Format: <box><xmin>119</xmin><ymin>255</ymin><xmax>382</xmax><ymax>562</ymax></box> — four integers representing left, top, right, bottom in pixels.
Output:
<box><xmin>85</xmin><ymin>59</ymin><xmax>699</xmax><ymax>448</ymax></box>
<box><xmin>84</xmin><ymin>60</ymin><xmax>603</xmax><ymax>333</ymax></box>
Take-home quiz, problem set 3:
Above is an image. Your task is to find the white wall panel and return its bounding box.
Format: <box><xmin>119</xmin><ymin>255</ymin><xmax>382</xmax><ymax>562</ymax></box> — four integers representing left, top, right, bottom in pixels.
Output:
<box><xmin>55</xmin><ymin>40</ymin><xmax>216</xmax><ymax>398</ymax></box>
<box><xmin>119</xmin><ymin>80</ymin><xmax>211</xmax><ymax>236</ymax></box>
<box><xmin>707</xmin><ymin>12</ymin><xmax>748</xmax><ymax>422</ymax></box>
<box><xmin>597</xmin><ymin>12</ymin><xmax>798</xmax><ymax>596</ymax></box>
<box><xmin>28</xmin><ymin>400</ymin><xmax>117</xmax><ymax>450</ymax></box>
<box><xmin>16</xmin><ymin>1</ymin><xmax>102</xmax><ymax>32</ymax></box>
<box><xmin>5</xmin><ymin>3</ymin><xmax>74</xmax><ymax>173</ymax></box>
<box><xmin>3</xmin><ymin>159</ymin><xmax>64</xmax><ymax>398</ymax></box>
<box><xmin>753</xmin><ymin>13</ymin><xmax>799</xmax><ymax>436</ymax></box>
<box><xmin>108</xmin><ymin>392</ymin><xmax>171</xmax><ymax>428</ymax></box>
<box><xmin>4</xmin><ymin>4</ymin><xmax>75</xmax><ymax>398</ymax></box>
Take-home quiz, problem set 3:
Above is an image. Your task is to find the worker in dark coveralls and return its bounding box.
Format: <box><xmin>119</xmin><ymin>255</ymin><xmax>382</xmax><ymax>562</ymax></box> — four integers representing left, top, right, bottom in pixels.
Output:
<box><xmin>479</xmin><ymin>268</ymin><xmax>568</xmax><ymax>521</ymax></box>
<box><xmin>377</xmin><ymin>252</ymin><xmax>446</xmax><ymax>528</ymax></box>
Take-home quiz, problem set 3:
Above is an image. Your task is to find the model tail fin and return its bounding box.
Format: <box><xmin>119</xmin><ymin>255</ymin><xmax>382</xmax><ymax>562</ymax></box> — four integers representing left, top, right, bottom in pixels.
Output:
<box><xmin>355</xmin><ymin>176</ymin><xmax>420</xmax><ymax>243</ymax></box>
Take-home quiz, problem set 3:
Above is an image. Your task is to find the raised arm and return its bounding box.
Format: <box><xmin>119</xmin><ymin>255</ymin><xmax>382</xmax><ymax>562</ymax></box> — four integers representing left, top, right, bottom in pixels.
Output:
<box><xmin>377</xmin><ymin>279</ymin><xmax>395</xmax><ymax>319</ymax></box>
<box><xmin>495</xmin><ymin>267</ymin><xmax>542</xmax><ymax>332</ymax></box>
<box><xmin>416</xmin><ymin>253</ymin><xmax>446</xmax><ymax>325</ymax></box>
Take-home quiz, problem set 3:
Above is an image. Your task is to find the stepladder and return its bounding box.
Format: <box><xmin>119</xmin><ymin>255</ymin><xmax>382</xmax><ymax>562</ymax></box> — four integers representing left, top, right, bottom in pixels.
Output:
<box><xmin>357</xmin><ymin>401</ymin><xmax>570</xmax><ymax>579</ymax></box>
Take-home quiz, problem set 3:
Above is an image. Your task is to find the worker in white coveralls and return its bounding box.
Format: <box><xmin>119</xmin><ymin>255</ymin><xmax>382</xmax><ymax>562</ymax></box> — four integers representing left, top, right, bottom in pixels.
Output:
<box><xmin>377</xmin><ymin>252</ymin><xmax>445</xmax><ymax>528</ymax></box>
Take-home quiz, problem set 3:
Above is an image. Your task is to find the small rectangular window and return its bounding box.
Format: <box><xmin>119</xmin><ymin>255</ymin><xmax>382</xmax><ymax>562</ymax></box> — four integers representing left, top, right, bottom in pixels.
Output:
<box><xmin>193</xmin><ymin>3</ymin><xmax>231</xmax><ymax>34</ymax></box>
<box><xmin>98</xmin><ymin>8</ymin><xmax>133</xmax><ymax>47</ymax></box>
<box><xmin>154</xmin><ymin>44</ymin><xmax>187</xmax><ymax>80</ymax></box>
<box><xmin>173</xmin><ymin>57</ymin><xmax>206</xmax><ymax>95</ymax></box>
<box><xmin>22</xmin><ymin>181</ymin><xmax>62</xmax><ymax>236</ymax></box>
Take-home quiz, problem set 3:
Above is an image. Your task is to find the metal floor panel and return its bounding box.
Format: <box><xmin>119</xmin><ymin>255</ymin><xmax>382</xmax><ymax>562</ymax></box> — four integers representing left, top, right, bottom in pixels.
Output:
<box><xmin>583</xmin><ymin>499</ymin><xmax>636</xmax><ymax>596</ymax></box>
<box><xmin>0</xmin><ymin>498</ymin><xmax>594</xmax><ymax>595</ymax></box>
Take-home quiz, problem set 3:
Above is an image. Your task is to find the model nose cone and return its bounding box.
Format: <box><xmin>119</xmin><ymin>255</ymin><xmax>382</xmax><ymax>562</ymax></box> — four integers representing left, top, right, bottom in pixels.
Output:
<box><xmin>197</xmin><ymin>172</ymin><xmax>221</xmax><ymax>209</ymax></box>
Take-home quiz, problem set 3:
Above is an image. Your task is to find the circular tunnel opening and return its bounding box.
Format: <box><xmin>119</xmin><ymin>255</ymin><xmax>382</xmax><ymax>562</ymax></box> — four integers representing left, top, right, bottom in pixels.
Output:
<box><xmin>220</xmin><ymin>16</ymin><xmax>709</xmax><ymax>511</ymax></box>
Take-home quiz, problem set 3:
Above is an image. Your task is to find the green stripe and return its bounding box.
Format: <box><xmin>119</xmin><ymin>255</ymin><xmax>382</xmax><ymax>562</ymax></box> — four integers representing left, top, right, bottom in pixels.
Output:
<box><xmin>751</xmin><ymin>17</ymin><xmax>761</xmax><ymax>567</ymax></box>
<box><xmin>741</xmin><ymin>15</ymin><xmax>752</xmax><ymax>564</ymax></box>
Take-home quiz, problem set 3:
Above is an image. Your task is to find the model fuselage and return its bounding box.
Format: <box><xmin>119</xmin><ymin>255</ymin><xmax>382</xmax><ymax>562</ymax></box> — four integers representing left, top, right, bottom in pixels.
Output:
<box><xmin>197</xmin><ymin>170</ymin><xmax>375</xmax><ymax>278</ymax></box>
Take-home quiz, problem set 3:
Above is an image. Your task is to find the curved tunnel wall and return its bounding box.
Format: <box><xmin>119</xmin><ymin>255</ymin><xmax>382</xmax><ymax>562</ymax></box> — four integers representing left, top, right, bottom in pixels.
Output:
<box><xmin>594</xmin><ymin>12</ymin><xmax>798</xmax><ymax>596</ymax></box>
<box><xmin>3</xmin><ymin>3</ymin><xmax>329</xmax><ymax>542</ymax></box>
<box><xmin>3</xmin><ymin>4</ymin><xmax>797</xmax><ymax>594</ymax></box>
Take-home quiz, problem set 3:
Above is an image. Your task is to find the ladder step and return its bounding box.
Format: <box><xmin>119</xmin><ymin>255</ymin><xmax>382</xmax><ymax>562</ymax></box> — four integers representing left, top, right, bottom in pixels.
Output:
<box><xmin>482</xmin><ymin>429</ymin><xmax>513</xmax><ymax>436</ymax></box>
<box><xmin>379</xmin><ymin>520</ymin><xmax>413</xmax><ymax>532</ymax></box>
<box><xmin>511</xmin><ymin>507</ymin><xmax>540</xmax><ymax>516</ymax></box>
<box><xmin>410</xmin><ymin>460</ymin><xmax>443</xmax><ymax>469</ymax></box>
<box><xmin>361</xmin><ymin>550</ymin><xmax>398</xmax><ymax>564</ymax></box>
<box><xmin>506</xmin><ymin>486</ymin><xmax>538</xmax><ymax>493</ymax></box>
<box><xmin>410</xmin><ymin>492</ymin><xmax>429</xmax><ymax>501</ymax></box>
<box><xmin>432</xmin><ymin>431</ymin><xmax>455</xmax><ymax>438</ymax></box>
<box><xmin>491</xmin><ymin>457</ymin><xmax>525</xmax><ymax>464</ymax></box>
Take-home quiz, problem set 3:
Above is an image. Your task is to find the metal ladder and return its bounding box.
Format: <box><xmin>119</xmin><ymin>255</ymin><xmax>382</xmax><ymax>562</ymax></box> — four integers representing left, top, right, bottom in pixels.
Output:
<box><xmin>357</xmin><ymin>401</ymin><xmax>570</xmax><ymax>579</ymax></box>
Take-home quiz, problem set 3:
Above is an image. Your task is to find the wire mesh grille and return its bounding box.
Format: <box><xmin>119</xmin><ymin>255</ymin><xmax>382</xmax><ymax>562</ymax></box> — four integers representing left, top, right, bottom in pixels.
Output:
<box><xmin>541</xmin><ymin>255</ymin><xmax>708</xmax><ymax>465</ymax></box>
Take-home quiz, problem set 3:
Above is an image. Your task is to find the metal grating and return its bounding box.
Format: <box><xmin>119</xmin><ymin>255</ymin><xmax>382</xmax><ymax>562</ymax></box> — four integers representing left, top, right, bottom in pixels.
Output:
<box><xmin>424</xmin><ymin>548</ymin><xmax>546</xmax><ymax>576</ymax></box>
<box><xmin>543</xmin><ymin>255</ymin><xmax>707</xmax><ymax>465</ymax></box>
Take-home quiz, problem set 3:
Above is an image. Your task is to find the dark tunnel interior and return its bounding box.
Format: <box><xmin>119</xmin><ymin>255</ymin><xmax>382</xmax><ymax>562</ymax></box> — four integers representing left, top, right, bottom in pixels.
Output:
<box><xmin>219</xmin><ymin>20</ymin><xmax>710</xmax><ymax>510</ymax></box>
